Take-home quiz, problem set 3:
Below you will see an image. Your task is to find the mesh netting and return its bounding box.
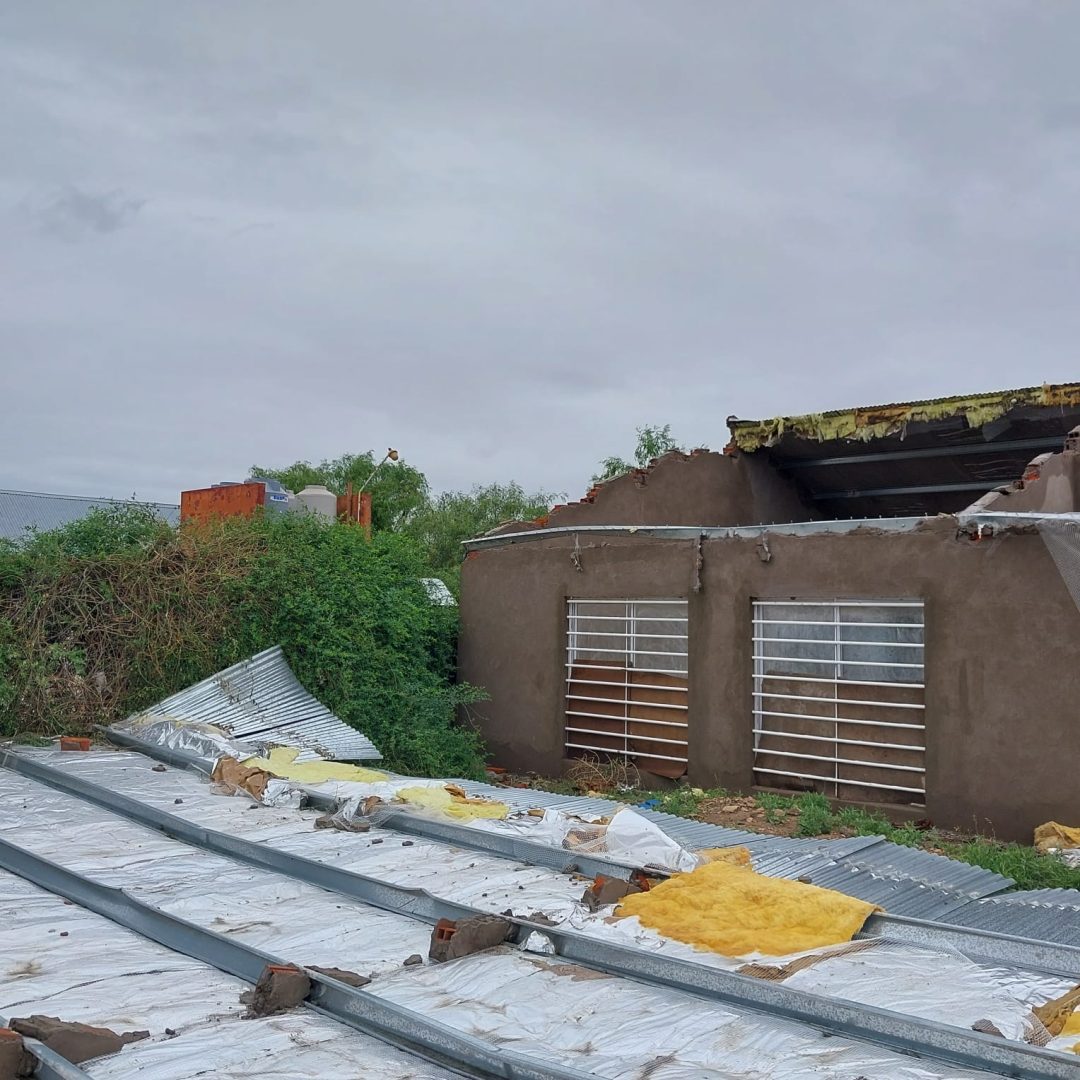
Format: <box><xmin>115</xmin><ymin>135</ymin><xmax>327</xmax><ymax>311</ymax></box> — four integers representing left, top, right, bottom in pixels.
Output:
<box><xmin>1038</xmin><ymin>519</ymin><xmax>1080</xmax><ymax>613</ymax></box>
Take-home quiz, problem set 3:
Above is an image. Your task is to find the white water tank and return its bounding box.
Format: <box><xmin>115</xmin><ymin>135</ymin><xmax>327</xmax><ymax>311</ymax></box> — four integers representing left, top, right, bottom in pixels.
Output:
<box><xmin>293</xmin><ymin>484</ymin><xmax>338</xmax><ymax>521</ymax></box>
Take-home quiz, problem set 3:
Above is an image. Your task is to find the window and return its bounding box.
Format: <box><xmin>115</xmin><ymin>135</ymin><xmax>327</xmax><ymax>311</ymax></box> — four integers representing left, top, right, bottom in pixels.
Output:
<box><xmin>565</xmin><ymin>599</ymin><xmax>688</xmax><ymax>777</ymax></box>
<box><xmin>752</xmin><ymin>600</ymin><xmax>925</xmax><ymax>805</ymax></box>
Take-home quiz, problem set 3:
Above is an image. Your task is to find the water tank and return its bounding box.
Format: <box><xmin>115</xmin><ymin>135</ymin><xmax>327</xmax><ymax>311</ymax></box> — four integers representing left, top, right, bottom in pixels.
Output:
<box><xmin>247</xmin><ymin>476</ymin><xmax>292</xmax><ymax>513</ymax></box>
<box><xmin>294</xmin><ymin>484</ymin><xmax>338</xmax><ymax>521</ymax></box>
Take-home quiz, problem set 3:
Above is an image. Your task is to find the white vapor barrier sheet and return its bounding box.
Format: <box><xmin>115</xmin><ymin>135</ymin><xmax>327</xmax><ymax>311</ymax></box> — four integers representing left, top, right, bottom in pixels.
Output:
<box><xmin>0</xmin><ymin>872</ymin><xmax>453</xmax><ymax>1080</ymax></box>
<box><xmin>0</xmin><ymin>853</ymin><xmax>992</xmax><ymax>1080</ymax></box>
<box><xmin>11</xmin><ymin>750</ymin><xmax>1079</xmax><ymax>1058</ymax></box>
<box><xmin>466</xmin><ymin>806</ymin><xmax>703</xmax><ymax>873</ymax></box>
<box><xmin>364</xmin><ymin>950</ymin><xmax>993</xmax><ymax>1079</ymax></box>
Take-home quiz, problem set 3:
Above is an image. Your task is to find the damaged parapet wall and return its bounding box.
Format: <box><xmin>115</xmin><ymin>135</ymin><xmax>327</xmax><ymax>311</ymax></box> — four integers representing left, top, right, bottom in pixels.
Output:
<box><xmin>965</xmin><ymin>426</ymin><xmax>1080</xmax><ymax>515</ymax></box>
<box><xmin>458</xmin><ymin>518</ymin><xmax>1080</xmax><ymax>842</ymax></box>
<box><xmin>491</xmin><ymin>450</ymin><xmax>817</xmax><ymax>535</ymax></box>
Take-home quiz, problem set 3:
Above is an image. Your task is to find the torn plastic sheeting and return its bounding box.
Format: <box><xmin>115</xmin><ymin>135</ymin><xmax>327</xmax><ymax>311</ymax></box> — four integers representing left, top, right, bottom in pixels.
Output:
<box><xmin>617</xmin><ymin>860</ymin><xmax>880</xmax><ymax>957</ymax></box>
<box><xmin>108</xmin><ymin>714</ymin><xmax>257</xmax><ymax>769</ymax></box>
<box><xmin>466</xmin><ymin>806</ymin><xmax>702</xmax><ymax>873</ymax></box>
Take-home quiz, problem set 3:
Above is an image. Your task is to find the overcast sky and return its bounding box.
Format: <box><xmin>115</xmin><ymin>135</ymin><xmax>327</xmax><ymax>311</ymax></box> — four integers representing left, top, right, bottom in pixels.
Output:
<box><xmin>3</xmin><ymin>2</ymin><xmax>1079</xmax><ymax>504</ymax></box>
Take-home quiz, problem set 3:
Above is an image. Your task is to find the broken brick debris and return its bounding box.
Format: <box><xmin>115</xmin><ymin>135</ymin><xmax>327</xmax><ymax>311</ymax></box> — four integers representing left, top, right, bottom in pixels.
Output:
<box><xmin>314</xmin><ymin>813</ymin><xmax>370</xmax><ymax>833</ymax></box>
<box><xmin>8</xmin><ymin>1016</ymin><xmax>149</xmax><ymax>1065</ymax></box>
<box><xmin>307</xmin><ymin>966</ymin><xmax>371</xmax><ymax>988</ymax></box>
<box><xmin>581</xmin><ymin>875</ymin><xmax>642</xmax><ymax>913</ymax></box>
<box><xmin>58</xmin><ymin>737</ymin><xmax>91</xmax><ymax>752</ymax></box>
<box><xmin>0</xmin><ymin>1028</ymin><xmax>34</xmax><ymax>1079</ymax></box>
<box><xmin>429</xmin><ymin>915</ymin><xmax>512</xmax><ymax>963</ymax></box>
<box><xmin>244</xmin><ymin>965</ymin><xmax>312</xmax><ymax>1017</ymax></box>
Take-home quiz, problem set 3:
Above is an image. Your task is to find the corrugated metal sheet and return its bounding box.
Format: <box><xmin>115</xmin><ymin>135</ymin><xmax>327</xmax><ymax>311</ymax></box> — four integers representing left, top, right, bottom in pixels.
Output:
<box><xmin>982</xmin><ymin>889</ymin><xmax>1080</xmax><ymax>907</ymax></box>
<box><xmin>130</xmin><ymin>646</ymin><xmax>380</xmax><ymax>761</ymax></box>
<box><xmin>0</xmin><ymin>489</ymin><xmax>180</xmax><ymax>542</ymax></box>
<box><xmin>942</xmin><ymin>893</ymin><xmax>1080</xmax><ymax>948</ymax></box>
<box><xmin>455</xmin><ymin>778</ymin><xmax>1019</xmax><ymax>919</ymax></box>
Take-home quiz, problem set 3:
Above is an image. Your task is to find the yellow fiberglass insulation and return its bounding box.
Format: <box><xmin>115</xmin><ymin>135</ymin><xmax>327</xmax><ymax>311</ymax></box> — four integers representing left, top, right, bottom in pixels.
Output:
<box><xmin>699</xmin><ymin>846</ymin><xmax>751</xmax><ymax>867</ymax></box>
<box><xmin>616</xmin><ymin>860</ymin><xmax>880</xmax><ymax>957</ymax></box>
<box><xmin>241</xmin><ymin>747</ymin><xmax>390</xmax><ymax>784</ymax></box>
<box><xmin>240</xmin><ymin>748</ymin><xmax>509</xmax><ymax>820</ymax></box>
<box><xmin>395</xmin><ymin>785</ymin><xmax>508</xmax><ymax>820</ymax></box>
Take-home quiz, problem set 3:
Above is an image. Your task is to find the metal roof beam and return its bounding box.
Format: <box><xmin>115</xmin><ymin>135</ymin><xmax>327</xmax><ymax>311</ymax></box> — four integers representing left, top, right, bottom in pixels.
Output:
<box><xmin>4</xmin><ymin>753</ymin><xmax>1079</xmax><ymax>1079</ymax></box>
<box><xmin>782</xmin><ymin>435</ymin><xmax>1063</xmax><ymax>470</ymax></box>
<box><xmin>813</xmin><ymin>481</ymin><xmax>998</xmax><ymax>501</ymax></box>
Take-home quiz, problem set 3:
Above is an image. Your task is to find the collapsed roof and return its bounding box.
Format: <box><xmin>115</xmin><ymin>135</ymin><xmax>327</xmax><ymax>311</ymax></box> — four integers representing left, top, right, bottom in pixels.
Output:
<box><xmin>727</xmin><ymin>383</ymin><xmax>1080</xmax><ymax>519</ymax></box>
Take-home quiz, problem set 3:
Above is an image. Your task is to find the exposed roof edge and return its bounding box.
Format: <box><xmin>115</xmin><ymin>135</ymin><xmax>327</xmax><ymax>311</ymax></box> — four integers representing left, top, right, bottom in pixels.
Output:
<box><xmin>727</xmin><ymin>383</ymin><xmax>1080</xmax><ymax>453</ymax></box>
<box><xmin>464</xmin><ymin>516</ymin><xmax>932</xmax><ymax>552</ymax></box>
<box><xmin>957</xmin><ymin>511</ymin><xmax>1080</xmax><ymax>530</ymax></box>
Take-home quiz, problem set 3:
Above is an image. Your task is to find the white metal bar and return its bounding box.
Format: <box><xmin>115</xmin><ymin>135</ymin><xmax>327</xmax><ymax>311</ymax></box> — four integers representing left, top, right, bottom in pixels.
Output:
<box><xmin>755</xmin><ymin>672</ymin><xmax>925</xmax><ymax>691</ymax></box>
<box><xmin>569</xmin><ymin>598</ymin><xmax>688</xmax><ymax>605</ymax></box>
<box><xmin>753</xmin><ymin>729</ymin><xmax>925</xmax><ymax>753</ymax></box>
<box><xmin>568</xmin><ymin>614</ymin><xmax>688</xmax><ymax>623</ymax></box>
<box><xmin>566</xmin><ymin>743</ymin><xmax>688</xmax><ymax>763</ymax></box>
<box><xmin>754</xmin><ymin>600</ymin><xmax>924</xmax><ymax>608</ymax></box>
<box><xmin>571</xmin><ymin>645</ymin><xmax>689</xmax><ymax>657</ymax></box>
<box><xmin>752</xmin><ymin>655</ymin><xmax>923</xmax><ymax>670</ymax></box>
<box><xmin>565</xmin><ymin>663</ymin><xmax>689</xmax><ymax>677</ymax></box>
<box><xmin>567</xmin><ymin>712</ymin><xmax>687</xmax><ymax>730</ymax></box>
<box><xmin>752</xmin><ymin>749</ymin><xmax>925</xmax><ymax>773</ymax></box>
<box><xmin>568</xmin><ymin>683</ymin><xmax>688</xmax><ymax>698</ymax></box>
<box><xmin>571</xmin><ymin>630</ymin><xmax>688</xmax><ymax>640</ymax></box>
<box><xmin>753</xmin><ymin>708</ymin><xmax>924</xmax><ymax>730</ymax></box>
<box><xmin>753</xmin><ymin>619</ymin><xmax>923</xmax><ymax>629</ymax></box>
<box><xmin>566</xmin><ymin>727</ymin><xmax>687</xmax><ymax>747</ymax></box>
<box><xmin>753</xmin><ymin>636</ymin><xmax>924</xmax><ymax>649</ymax></box>
<box><xmin>566</xmin><ymin>676</ymin><xmax>690</xmax><ymax>694</ymax></box>
<box><xmin>752</xmin><ymin>767</ymin><xmax>925</xmax><ymax>796</ymax></box>
<box><xmin>561</xmin><ymin>747</ymin><xmax>686</xmax><ymax>764</ymax></box>
<box><xmin>752</xmin><ymin>691</ymin><xmax>924</xmax><ymax>711</ymax></box>
<box><xmin>568</xmin><ymin>694</ymin><xmax>688</xmax><ymax>711</ymax></box>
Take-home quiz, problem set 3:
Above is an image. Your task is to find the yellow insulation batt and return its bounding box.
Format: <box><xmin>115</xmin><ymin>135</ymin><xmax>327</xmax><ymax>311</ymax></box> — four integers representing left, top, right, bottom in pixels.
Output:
<box><xmin>395</xmin><ymin>785</ymin><xmax>508</xmax><ymax>820</ymax></box>
<box><xmin>241</xmin><ymin>747</ymin><xmax>390</xmax><ymax>784</ymax></box>
<box><xmin>699</xmin><ymin>846</ymin><xmax>752</xmax><ymax>866</ymax></box>
<box><xmin>239</xmin><ymin>748</ymin><xmax>509</xmax><ymax>820</ymax></box>
<box><xmin>1034</xmin><ymin>821</ymin><xmax>1080</xmax><ymax>854</ymax></box>
<box><xmin>616</xmin><ymin>860</ymin><xmax>880</xmax><ymax>957</ymax></box>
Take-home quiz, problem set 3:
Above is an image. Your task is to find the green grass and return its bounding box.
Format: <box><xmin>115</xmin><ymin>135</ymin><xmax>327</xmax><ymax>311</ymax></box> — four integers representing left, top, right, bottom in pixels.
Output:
<box><xmin>753</xmin><ymin>791</ymin><xmax>791</xmax><ymax>824</ymax></box>
<box><xmin>941</xmin><ymin>838</ymin><xmax>1080</xmax><ymax>892</ymax></box>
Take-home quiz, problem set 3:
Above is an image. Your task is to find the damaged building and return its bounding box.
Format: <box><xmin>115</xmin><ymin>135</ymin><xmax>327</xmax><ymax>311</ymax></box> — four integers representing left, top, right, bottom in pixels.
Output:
<box><xmin>458</xmin><ymin>384</ymin><xmax>1080</xmax><ymax>840</ymax></box>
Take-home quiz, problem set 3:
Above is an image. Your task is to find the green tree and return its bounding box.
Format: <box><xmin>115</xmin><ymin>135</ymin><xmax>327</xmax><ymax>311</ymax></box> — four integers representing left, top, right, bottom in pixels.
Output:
<box><xmin>405</xmin><ymin>482</ymin><xmax>554</xmax><ymax>581</ymax></box>
<box><xmin>592</xmin><ymin>424</ymin><xmax>684</xmax><ymax>484</ymax></box>
<box><xmin>251</xmin><ymin>452</ymin><xmax>430</xmax><ymax>532</ymax></box>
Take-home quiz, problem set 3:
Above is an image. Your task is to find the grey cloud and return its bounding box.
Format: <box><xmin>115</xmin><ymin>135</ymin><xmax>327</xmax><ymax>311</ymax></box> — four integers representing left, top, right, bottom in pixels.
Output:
<box><xmin>1</xmin><ymin>2</ymin><xmax>1079</xmax><ymax>505</ymax></box>
<box><xmin>28</xmin><ymin>186</ymin><xmax>144</xmax><ymax>239</ymax></box>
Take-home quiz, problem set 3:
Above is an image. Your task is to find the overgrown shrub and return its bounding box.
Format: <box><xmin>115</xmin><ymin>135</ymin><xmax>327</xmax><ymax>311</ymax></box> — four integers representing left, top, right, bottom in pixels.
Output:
<box><xmin>0</xmin><ymin>506</ymin><xmax>488</xmax><ymax>778</ymax></box>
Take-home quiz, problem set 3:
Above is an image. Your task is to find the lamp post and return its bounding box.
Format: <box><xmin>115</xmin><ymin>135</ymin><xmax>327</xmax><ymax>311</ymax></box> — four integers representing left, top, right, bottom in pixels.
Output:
<box><xmin>360</xmin><ymin>448</ymin><xmax>399</xmax><ymax>492</ymax></box>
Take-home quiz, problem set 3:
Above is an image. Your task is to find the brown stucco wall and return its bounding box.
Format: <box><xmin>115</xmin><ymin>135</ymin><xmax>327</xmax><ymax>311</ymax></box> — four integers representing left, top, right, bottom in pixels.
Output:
<box><xmin>459</xmin><ymin>520</ymin><xmax>1080</xmax><ymax>841</ymax></box>
<box><xmin>519</xmin><ymin>451</ymin><xmax>815</xmax><ymax>530</ymax></box>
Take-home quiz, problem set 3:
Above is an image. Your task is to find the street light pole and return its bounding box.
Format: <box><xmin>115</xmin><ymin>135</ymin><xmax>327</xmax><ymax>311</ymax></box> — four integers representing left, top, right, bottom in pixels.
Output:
<box><xmin>360</xmin><ymin>448</ymin><xmax>399</xmax><ymax>492</ymax></box>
